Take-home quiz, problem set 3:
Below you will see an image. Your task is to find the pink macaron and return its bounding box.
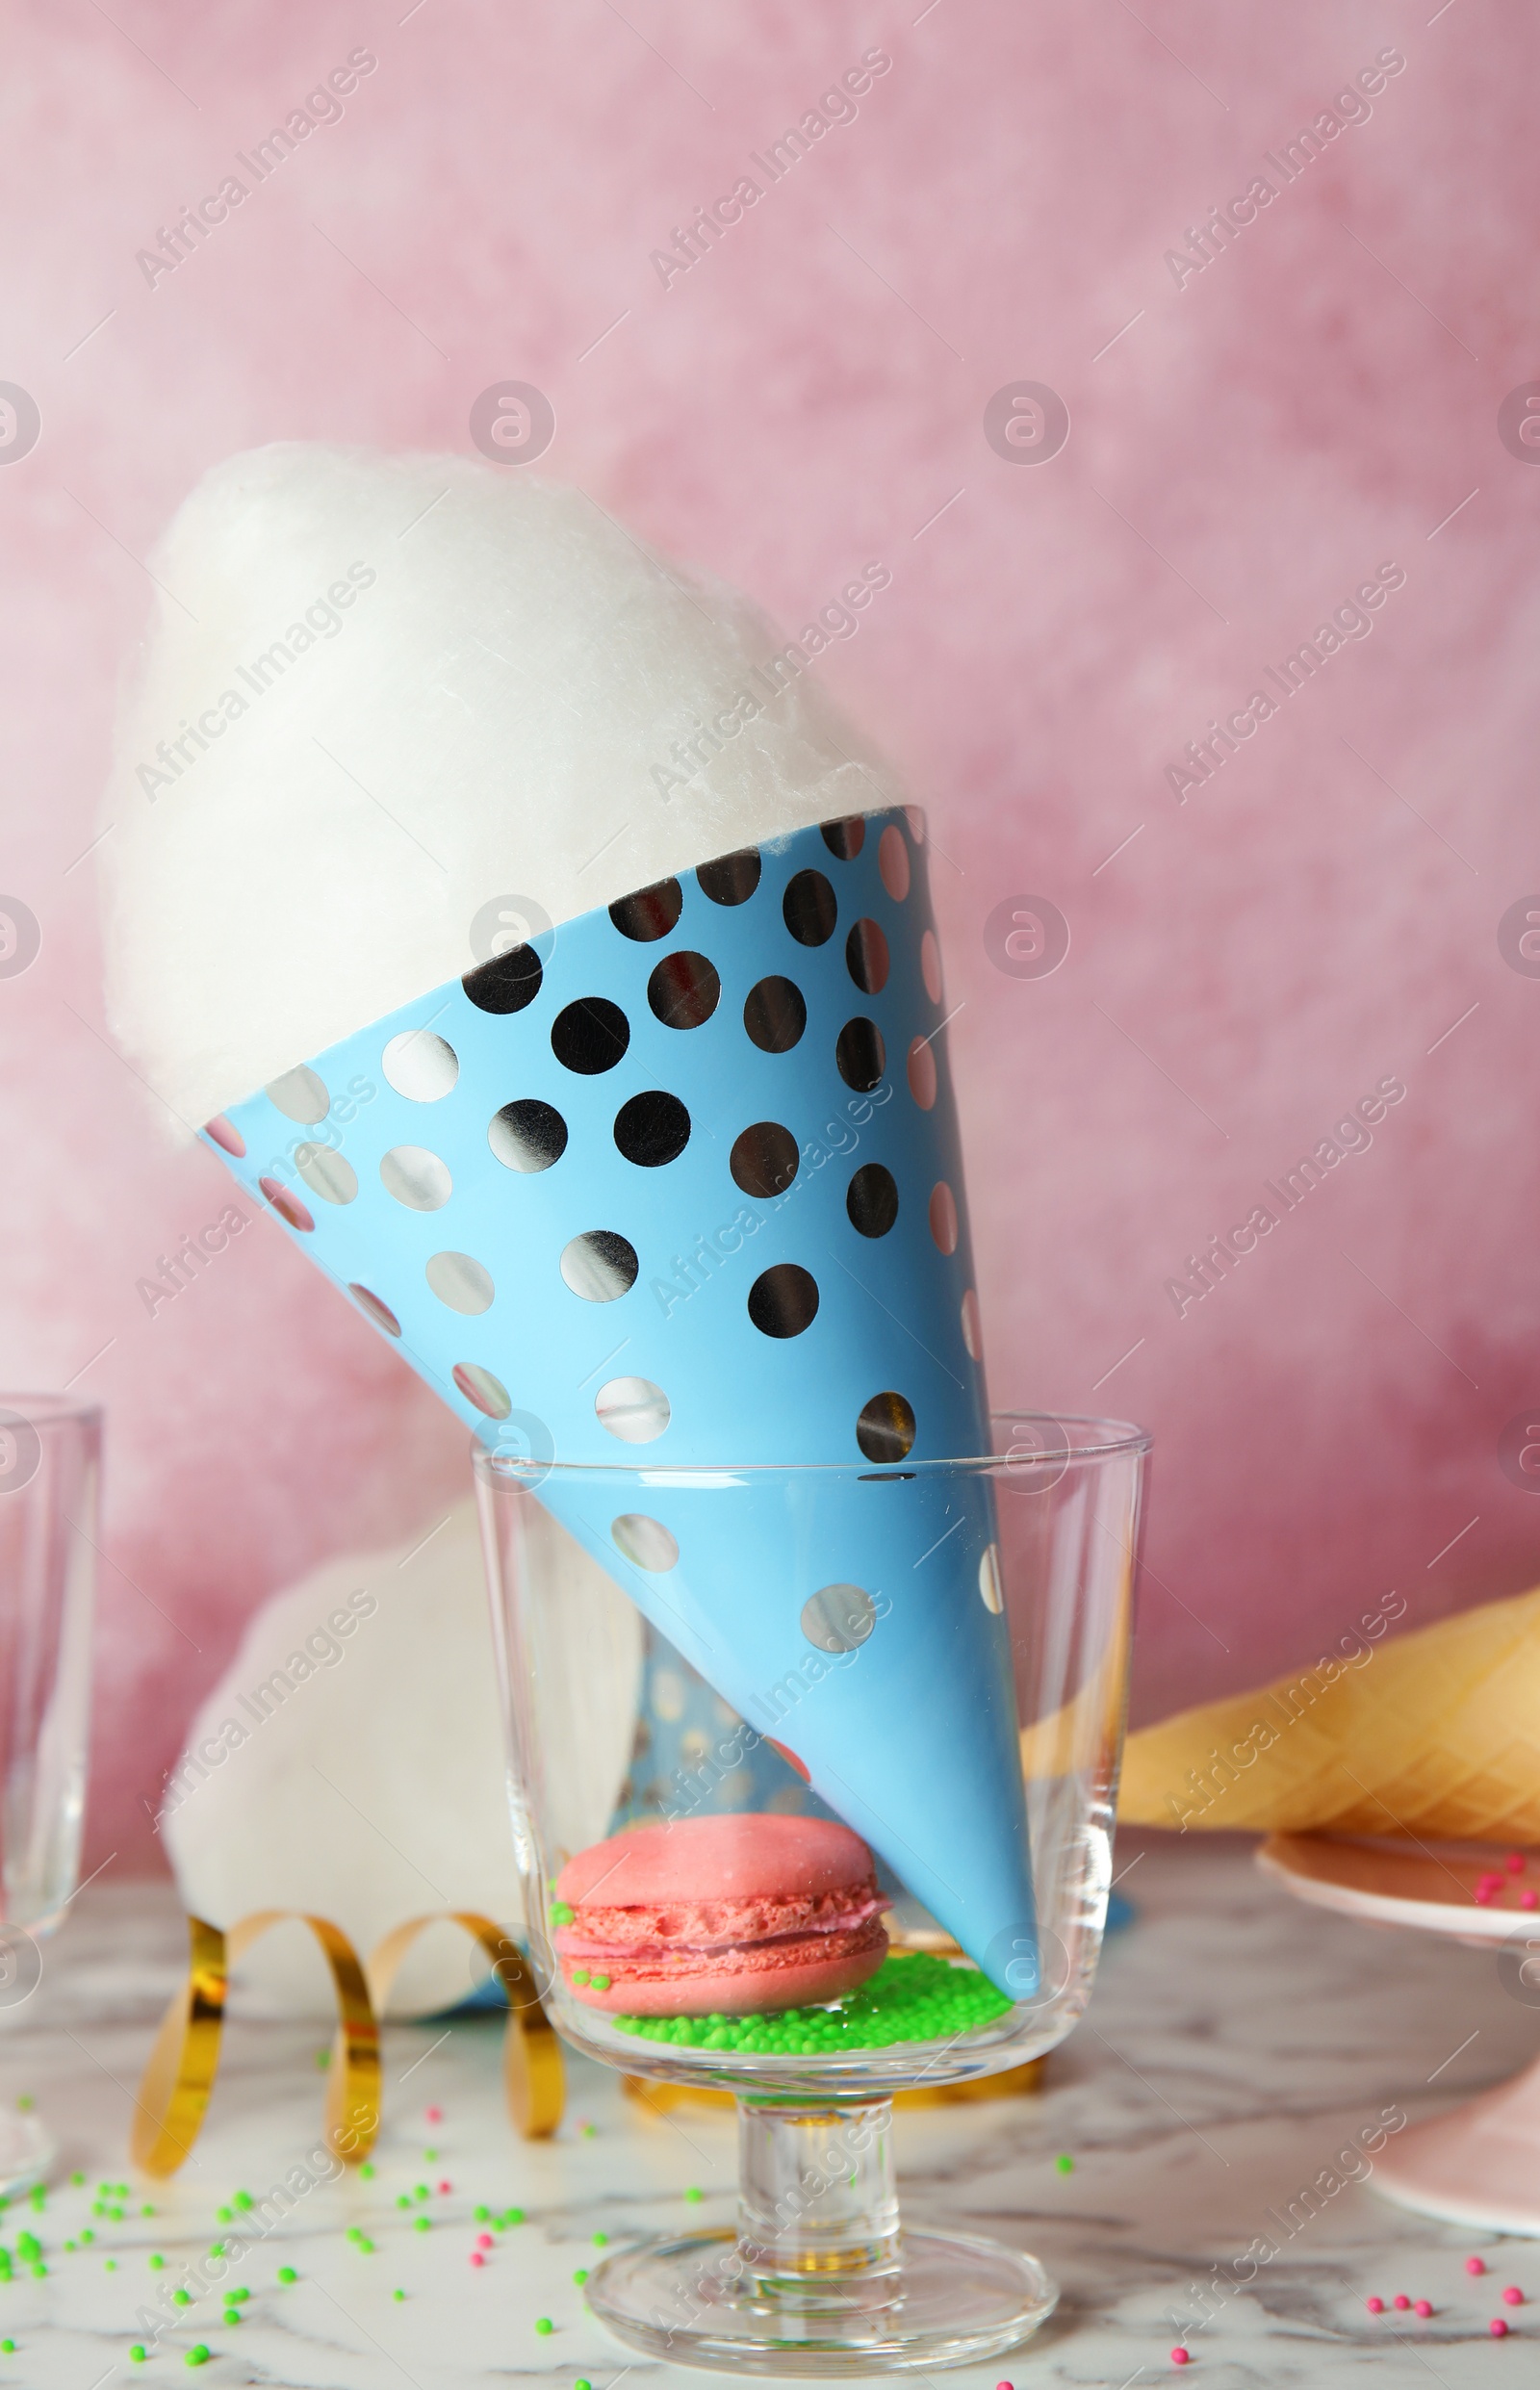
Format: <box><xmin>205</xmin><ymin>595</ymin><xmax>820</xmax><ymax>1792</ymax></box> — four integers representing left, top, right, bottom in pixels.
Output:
<box><xmin>552</xmin><ymin>1814</ymin><xmax>890</xmax><ymax>2016</ymax></box>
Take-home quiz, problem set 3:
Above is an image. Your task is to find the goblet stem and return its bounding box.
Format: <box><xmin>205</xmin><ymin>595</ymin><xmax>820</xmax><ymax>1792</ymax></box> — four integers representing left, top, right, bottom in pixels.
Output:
<box><xmin>736</xmin><ymin>2098</ymin><xmax>901</xmax><ymax>2293</ymax></box>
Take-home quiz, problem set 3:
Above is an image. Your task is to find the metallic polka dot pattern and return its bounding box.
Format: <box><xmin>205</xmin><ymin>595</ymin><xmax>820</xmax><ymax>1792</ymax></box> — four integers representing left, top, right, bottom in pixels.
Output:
<box><xmin>611</xmin><ymin>1513</ymin><xmax>680</xmax><ymax>1571</ymax></box>
<box><xmin>452</xmin><ymin>1360</ymin><xmax>510</xmax><ymax>1418</ymax></box>
<box><xmin>801</xmin><ymin>1584</ymin><xmax>877</xmax><ymax>1654</ymax></box>
<box><xmin>379</xmin><ymin>1144</ymin><xmax>452</xmax><ymax>1211</ymax></box>
<box><xmin>696</xmin><ymin>848</ymin><xmax>761</xmax><ymax>906</ymax></box>
<box><xmin>382</xmin><ymin>1030</ymin><xmax>460</xmax><ymax>1102</ymax></box>
<box><xmin>295</xmin><ymin>1143</ymin><xmax>359</xmax><ymax>1205</ymax></box>
<box><xmin>425</xmin><ymin>1249</ymin><xmax>496</xmax><ymax>1315</ymax></box>
<box><xmin>595</xmin><ymin>1375</ymin><xmax>671</xmax><ymax>1443</ymax></box>
<box><xmin>205</xmin><ymin>810</ymin><xmax>1034</xmax><ymax>1985</ymax></box>
<box><xmin>265</xmin><ymin>1065</ymin><xmax>330</xmax><ymax>1124</ymax></box>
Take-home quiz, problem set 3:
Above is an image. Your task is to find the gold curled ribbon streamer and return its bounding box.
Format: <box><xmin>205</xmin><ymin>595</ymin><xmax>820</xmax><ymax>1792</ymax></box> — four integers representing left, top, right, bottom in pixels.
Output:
<box><xmin>132</xmin><ymin>1911</ymin><xmax>380</xmax><ymax>2179</ymax></box>
<box><xmin>131</xmin><ymin>1909</ymin><xmax>563</xmax><ymax>2177</ymax></box>
<box><xmin>367</xmin><ymin>1912</ymin><xmax>564</xmax><ymax>2141</ymax></box>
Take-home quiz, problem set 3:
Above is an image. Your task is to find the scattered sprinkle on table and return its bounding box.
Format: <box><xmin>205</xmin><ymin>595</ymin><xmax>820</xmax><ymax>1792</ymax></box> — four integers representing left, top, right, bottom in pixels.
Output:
<box><xmin>1492</xmin><ymin>2319</ymin><xmax>1510</xmax><ymax>2338</ymax></box>
<box><xmin>425</xmin><ymin>2105</ymin><xmax>442</xmax><ymax>2123</ymax></box>
<box><xmin>1393</xmin><ymin>2295</ymin><xmax>1410</xmax><ymax>2311</ymax></box>
<box><xmin>129</xmin><ymin>2347</ymin><xmax>145</xmax><ymax>2364</ymax></box>
<box><xmin>1055</xmin><ymin>2154</ymin><xmax>1074</xmax><ymax>2174</ymax></box>
<box><xmin>1366</xmin><ymin>2298</ymin><xmax>1384</xmax><ymax>2313</ymax></box>
<box><xmin>535</xmin><ymin>2316</ymin><xmax>553</xmax><ymax>2335</ymax></box>
<box><xmin>1469</xmin><ymin>2258</ymin><xmax>1488</xmax><ymax>2275</ymax></box>
<box><xmin>470</xmin><ymin>2252</ymin><xmax>485</xmax><ymax>2268</ymax></box>
<box><xmin>1414</xmin><ymin>2300</ymin><xmax>1432</xmax><ymax>2318</ymax></box>
<box><xmin>223</xmin><ymin>2308</ymin><xmax>240</xmax><ymax>2326</ymax></box>
<box><xmin>394</xmin><ymin>2288</ymin><xmax>405</xmax><ymax>2301</ymax></box>
<box><xmin>593</xmin><ymin>2231</ymin><xmax>608</xmax><ymax>2248</ymax></box>
<box><xmin>683</xmin><ymin>2187</ymin><xmax>702</xmax><ymax>2204</ymax></box>
<box><xmin>573</xmin><ymin>2268</ymin><xmax>589</xmax><ymax>2286</ymax></box>
<box><xmin>1169</xmin><ymin>2349</ymin><xmax>1190</xmax><ymax>2367</ymax></box>
<box><xmin>1503</xmin><ymin>2286</ymin><xmax>1524</xmax><ymax>2305</ymax></box>
<box><xmin>185</xmin><ymin>2348</ymin><xmax>210</xmax><ymax>2368</ymax></box>
<box><xmin>277</xmin><ymin>2265</ymin><xmax>297</xmax><ymax>2284</ymax></box>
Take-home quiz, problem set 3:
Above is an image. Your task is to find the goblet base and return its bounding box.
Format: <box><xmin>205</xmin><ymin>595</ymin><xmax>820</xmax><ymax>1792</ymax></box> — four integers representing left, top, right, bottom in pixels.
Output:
<box><xmin>0</xmin><ymin>2108</ymin><xmax>55</xmax><ymax>2198</ymax></box>
<box><xmin>585</xmin><ymin>2223</ymin><xmax>1057</xmax><ymax>2375</ymax></box>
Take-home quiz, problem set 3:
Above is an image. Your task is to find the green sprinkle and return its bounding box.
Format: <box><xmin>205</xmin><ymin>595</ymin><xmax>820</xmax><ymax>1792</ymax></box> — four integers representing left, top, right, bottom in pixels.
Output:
<box><xmin>277</xmin><ymin>2265</ymin><xmax>297</xmax><ymax>2284</ymax></box>
<box><xmin>503</xmin><ymin>2208</ymin><xmax>526</xmax><ymax>2227</ymax></box>
<box><xmin>576</xmin><ymin>2379</ymin><xmax>594</xmax><ymax>2389</ymax></box>
<box><xmin>314</xmin><ymin>2047</ymin><xmax>330</xmax><ymax>2070</ymax></box>
<box><xmin>216</xmin><ymin>2206</ymin><xmax>232</xmax><ymax>2223</ymax></box>
<box><xmin>141</xmin><ymin>2205</ymin><xmax>155</xmax><ymax>2218</ymax></box>
<box><xmin>28</xmin><ymin>2267</ymin><xmax>43</xmax><ymax>2281</ymax></box>
<box><xmin>64</xmin><ymin>2241</ymin><xmax>76</xmax><ymax>2253</ymax></box>
<box><xmin>1055</xmin><ymin>2153</ymin><xmax>1074</xmax><ymax>2175</ymax></box>
<box><xmin>148</xmin><ymin>2254</ymin><xmax>165</xmax><ymax>2270</ymax></box>
<box><xmin>230</xmin><ymin>2288</ymin><xmax>249</xmax><ymax>2301</ymax></box>
<box><xmin>474</xmin><ymin>2204</ymin><xmax>490</xmax><ymax>2223</ymax></box>
<box><xmin>359</xmin><ymin>2164</ymin><xmax>374</xmax><ymax>2181</ymax></box>
<box><xmin>396</xmin><ymin>2195</ymin><xmax>410</xmax><ymax>2210</ymax></box>
<box><xmin>413</xmin><ymin>2218</ymin><xmax>430</xmax><ymax>2234</ymax></box>
<box><xmin>108</xmin><ymin>2206</ymin><xmax>125</xmax><ymax>2223</ymax></box>
<box><xmin>393</xmin><ymin>2288</ymin><xmax>405</xmax><ymax>2301</ymax></box>
<box><xmin>70</xmin><ymin>2172</ymin><xmax>84</xmax><ymax>2187</ymax></box>
<box><xmin>610</xmin><ymin>1951</ymin><xmax>1012</xmax><ymax>2053</ymax></box>
<box><xmin>413</xmin><ymin>2184</ymin><xmax>429</xmax><ymax>2201</ymax></box>
<box><xmin>208</xmin><ymin>2242</ymin><xmax>224</xmax><ymax>2259</ymax></box>
<box><xmin>573</xmin><ymin>2268</ymin><xmax>589</xmax><ymax>2286</ymax></box>
<box><xmin>423</xmin><ymin>2147</ymin><xmax>437</xmax><ymax>2163</ymax></box>
<box><xmin>105</xmin><ymin>2260</ymin><xmax>116</xmax><ymax>2273</ymax></box>
<box><xmin>592</xmin><ymin>2231</ymin><xmax>608</xmax><ymax>2249</ymax></box>
<box><xmin>535</xmin><ymin>2316</ymin><xmax>553</xmax><ymax>2335</ymax></box>
<box><xmin>683</xmin><ymin>2187</ymin><xmax>703</xmax><ymax>2203</ymax></box>
<box><xmin>571</xmin><ymin>1968</ymin><xmax>590</xmax><ymax>1988</ymax></box>
<box><xmin>129</xmin><ymin>2347</ymin><xmax>146</xmax><ymax>2363</ymax></box>
<box><xmin>80</xmin><ymin>2229</ymin><xmax>93</xmax><ymax>2245</ymax></box>
<box><xmin>550</xmin><ymin>1902</ymin><xmax>575</xmax><ymax>1926</ymax></box>
<box><xmin>172</xmin><ymin>2289</ymin><xmax>191</xmax><ymax>2307</ymax></box>
<box><xmin>185</xmin><ymin>2346</ymin><xmax>210</xmax><ymax>2367</ymax></box>
<box><xmin>223</xmin><ymin>2308</ymin><xmax>240</xmax><ymax>2326</ymax></box>
<box><xmin>232</xmin><ymin>2192</ymin><xmax>253</xmax><ymax>2212</ymax></box>
<box><xmin>14</xmin><ymin>2099</ymin><xmax>31</xmax><ymax>2115</ymax></box>
<box><xmin>588</xmin><ymin>1974</ymin><xmax>610</xmax><ymax>1992</ymax></box>
<box><xmin>0</xmin><ymin>2344</ymin><xmax>13</xmax><ymax>2356</ymax></box>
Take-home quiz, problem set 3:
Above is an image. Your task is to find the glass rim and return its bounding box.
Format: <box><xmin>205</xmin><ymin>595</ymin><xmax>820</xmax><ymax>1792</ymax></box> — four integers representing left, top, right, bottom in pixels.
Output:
<box><xmin>0</xmin><ymin>1393</ymin><xmax>104</xmax><ymax>1428</ymax></box>
<box><xmin>472</xmin><ymin>1409</ymin><xmax>1150</xmax><ymax>1484</ymax></box>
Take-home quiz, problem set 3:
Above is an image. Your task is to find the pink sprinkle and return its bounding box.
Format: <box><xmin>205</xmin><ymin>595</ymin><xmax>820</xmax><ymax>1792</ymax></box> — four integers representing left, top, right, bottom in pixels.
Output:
<box><xmin>425</xmin><ymin>2105</ymin><xmax>443</xmax><ymax>2122</ymax></box>
<box><xmin>1507</xmin><ymin>1853</ymin><xmax>1526</xmax><ymax>1873</ymax></box>
<box><xmin>437</xmin><ymin>2180</ymin><xmax>451</xmax><ymax>2195</ymax></box>
<box><xmin>1524</xmin><ymin>1891</ymin><xmax>1538</xmax><ymax>1911</ymax></box>
<box><xmin>1491</xmin><ymin>2318</ymin><xmax>1509</xmax><ymax>2338</ymax></box>
<box><xmin>1415</xmin><ymin>2300</ymin><xmax>1433</xmax><ymax>2319</ymax></box>
<box><xmin>1169</xmin><ymin>2351</ymin><xmax>1190</xmax><ymax>2368</ymax></box>
<box><xmin>1469</xmin><ymin>2258</ymin><xmax>1488</xmax><ymax>2275</ymax></box>
<box><xmin>469</xmin><ymin>2250</ymin><xmax>484</xmax><ymax>2269</ymax></box>
<box><xmin>1475</xmin><ymin>1885</ymin><xmax>1495</xmax><ymax>1905</ymax></box>
<box><xmin>995</xmin><ymin>2381</ymin><xmax>1014</xmax><ymax>2389</ymax></box>
<box><xmin>1394</xmin><ymin>2295</ymin><xmax>1411</xmax><ymax>2310</ymax></box>
<box><xmin>475</xmin><ymin>2233</ymin><xmax>493</xmax><ymax>2250</ymax></box>
<box><xmin>1367</xmin><ymin>2297</ymin><xmax>1385</xmax><ymax>2313</ymax></box>
<box><xmin>1503</xmin><ymin>2287</ymin><xmax>1524</xmax><ymax>2305</ymax></box>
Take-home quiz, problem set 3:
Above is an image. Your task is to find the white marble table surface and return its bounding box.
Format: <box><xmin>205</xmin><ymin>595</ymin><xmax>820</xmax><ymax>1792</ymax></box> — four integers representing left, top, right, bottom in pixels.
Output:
<box><xmin>3</xmin><ymin>1837</ymin><xmax>1535</xmax><ymax>2388</ymax></box>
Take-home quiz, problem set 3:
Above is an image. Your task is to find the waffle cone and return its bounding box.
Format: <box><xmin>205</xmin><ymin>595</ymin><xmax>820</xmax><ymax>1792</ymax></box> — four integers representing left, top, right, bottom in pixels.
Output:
<box><xmin>1117</xmin><ymin>1585</ymin><xmax>1540</xmax><ymax>1842</ymax></box>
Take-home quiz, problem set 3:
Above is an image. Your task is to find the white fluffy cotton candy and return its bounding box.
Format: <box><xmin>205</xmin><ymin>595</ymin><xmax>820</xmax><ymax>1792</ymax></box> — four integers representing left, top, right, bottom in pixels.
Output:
<box><xmin>162</xmin><ymin>1497</ymin><xmax>642</xmax><ymax>2017</ymax></box>
<box><xmin>100</xmin><ymin>443</ymin><xmax>900</xmax><ymax>1129</ymax></box>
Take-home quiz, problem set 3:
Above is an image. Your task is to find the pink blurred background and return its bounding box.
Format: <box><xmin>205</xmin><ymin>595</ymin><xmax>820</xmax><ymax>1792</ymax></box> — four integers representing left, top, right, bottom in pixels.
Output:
<box><xmin>3</xmin><ymin>1</ymin><xmax>1536</xmax><ymax>1872</ymax></box>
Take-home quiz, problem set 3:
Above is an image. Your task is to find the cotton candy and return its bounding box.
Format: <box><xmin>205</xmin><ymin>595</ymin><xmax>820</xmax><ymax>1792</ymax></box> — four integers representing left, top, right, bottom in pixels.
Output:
<box><xmin>100</xmin><ymin>443</ymin><xmax>900</xmax><ymax>1130</ymax></box>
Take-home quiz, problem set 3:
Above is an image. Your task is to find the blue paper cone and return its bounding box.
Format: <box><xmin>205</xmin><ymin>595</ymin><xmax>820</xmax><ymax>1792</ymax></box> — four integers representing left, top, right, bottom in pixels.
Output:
<box><xmin>206</xmin><ymin>808</ymin><xmax>1038</xmax><ymax>1994</ymax></box>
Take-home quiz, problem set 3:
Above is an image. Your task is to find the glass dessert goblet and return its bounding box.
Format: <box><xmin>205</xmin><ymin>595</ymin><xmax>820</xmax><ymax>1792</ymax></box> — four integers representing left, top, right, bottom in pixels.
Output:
<box><xmin>475</xmin><ymin>1412</ymin><xmax>1149</xmax><ymax>2376</ymax></box>
<box><xmin>0</xmin><ymin>1394</ymin><xmax>100</xmax><ymax>2192</ymax></box>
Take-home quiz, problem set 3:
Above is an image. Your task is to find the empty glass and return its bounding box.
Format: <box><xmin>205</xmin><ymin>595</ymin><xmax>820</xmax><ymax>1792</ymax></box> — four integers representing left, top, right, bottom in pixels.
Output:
<box><xmin>475</xmin><ymin>1413</ymin><xmax>1148</xmax><ymax>2374</ymax></box>
<box><xmin>0</xmin><ymin>1395</ymin><xmax>100</xmax><ymax>2190</ymax></box>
